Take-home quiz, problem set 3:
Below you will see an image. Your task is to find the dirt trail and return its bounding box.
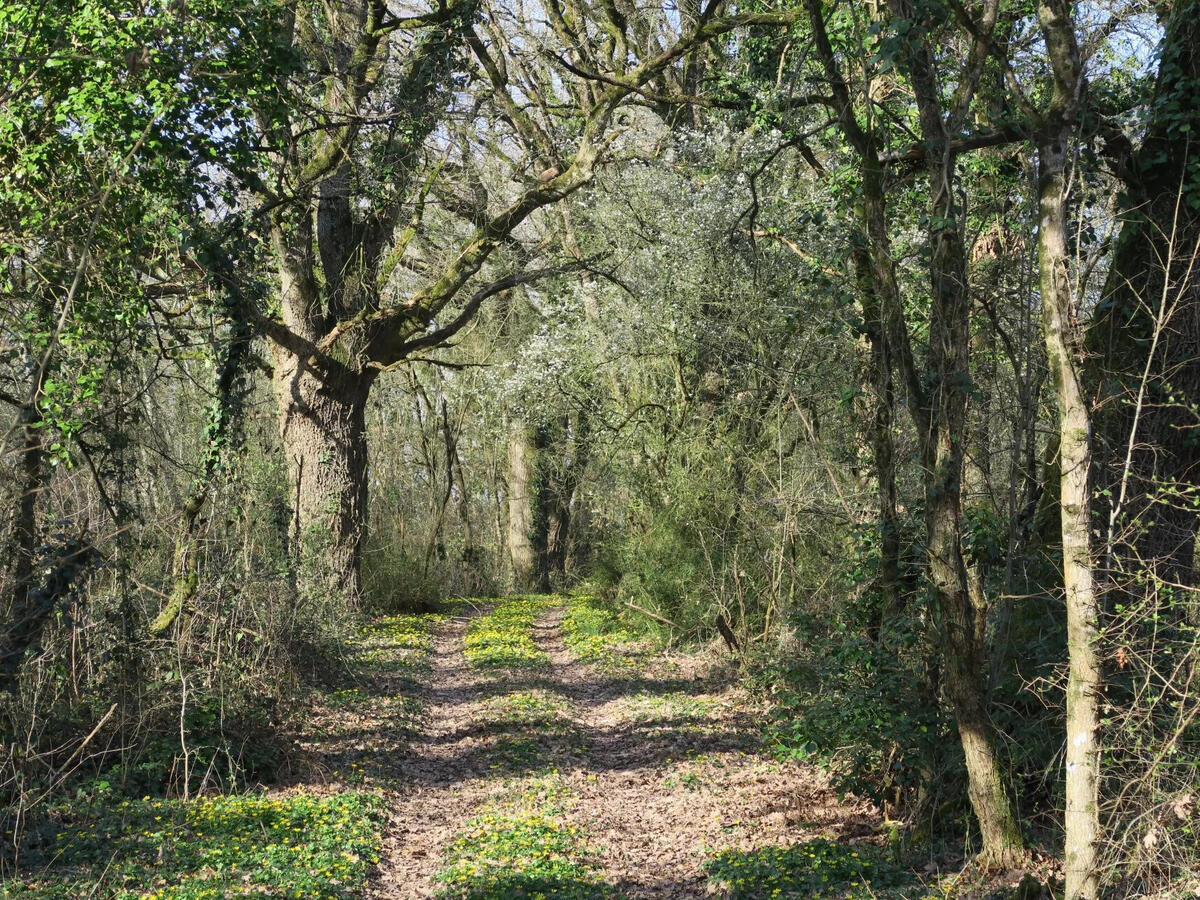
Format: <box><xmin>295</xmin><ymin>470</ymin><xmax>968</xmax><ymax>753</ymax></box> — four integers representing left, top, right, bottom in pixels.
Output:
<box><xmin>367</xmin><ymin>604</ymin><xmax>878</xmax><ymax>899</ymax></box>
<box><xmin>368</xmin><ymin>610</ymin><xmax>508</xmax><ymax>898</ymax></box>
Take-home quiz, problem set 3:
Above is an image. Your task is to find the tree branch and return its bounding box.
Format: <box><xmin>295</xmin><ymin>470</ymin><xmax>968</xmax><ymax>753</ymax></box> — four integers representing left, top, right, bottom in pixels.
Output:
<box><xmin>383</xmin><ymin>263</ymin><xmax>587</xmax><ymax>362</ymax></box>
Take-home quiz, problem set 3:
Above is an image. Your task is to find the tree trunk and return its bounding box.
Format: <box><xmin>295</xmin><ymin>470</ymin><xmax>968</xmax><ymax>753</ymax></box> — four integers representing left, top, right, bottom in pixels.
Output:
<box><xmin>151</xmin><ymin>308</ymin><xmax>251</xmax><ymax>636</ymax></box>
<box><xmin>271</xmin><ymin>346</ymin><xmax>375</xmax><ymax>606</ymax></box>
<box><xmin>1</xmin><ymin>400</ymin><xmax>50</xmax><ymax>691</ymax></box>
<box><xmin>888</xmin><ymin>0</ymin><xmax>1027</xmax><ymax>861</ymax></box>
<box><xmin>444</xmin><ymin>401</ymin><xmax>485</xmax><ymax>592</ymax></box>
<box><xmin>507</xmin><ymin>417</ymin><xmax>582</xmax><ymax>593</ymax></box>
<box><xmin>929</xmin><ymin>426</ymin><xmax>1026</xmax><ymax>869</ymax></box>
<box><xmin>539</xmin><ymin>413</ymin><xmax>585</xmax><ymax>587</ymax></box>
<box><xmin>5</xmin><ymin>401</ymin><xmax>45</xmax><ymax>612</ymax></box>
<box><xmin>804</xmin><ymin>0</ymin><xmax>1025</xmax><ymax>859</ymax></box>
<box><xmin>850</xmin><ymin>228</ymin><xmax>903</xmax><ymax>635</ymax></box>
<box><xmin>541</xmin><ymin>487</ymin><xmax>570</xmax><ymax>588</ymax></box>
<box><xmin>507</xmin><ymin>423</ymin><xmax>544</xmax><ymax>592</ymax></box>
<box><xmin>1036</xmin><ymin>3</ymin><xmax>1101</xmax><ymax>896</ymax></box>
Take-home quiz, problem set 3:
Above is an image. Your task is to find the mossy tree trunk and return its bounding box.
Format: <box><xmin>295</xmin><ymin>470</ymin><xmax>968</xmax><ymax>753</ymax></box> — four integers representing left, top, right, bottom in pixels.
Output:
<box><xmin>805</xmin><ymin>0</ymin><xmax>1026</xmax><ymax>865</ymax></box>
<box><xmin>506</xmin><ymin>414</ymin><xmax>585</xmax><ymax>593</ymax></box>
<box><xmin>1035</xmin><ymin>3</ymin><xmax>1101</xmax><ymax>896</ymax></box>
<box><xmin>506</xmin><ymin>422</ymin><xmax>545</xmax><ymax>593</ymax></box>
<box><xmin>272</xmin><ymin>345</ymin><xmax>376</xmax><ymax>605</ymax></box>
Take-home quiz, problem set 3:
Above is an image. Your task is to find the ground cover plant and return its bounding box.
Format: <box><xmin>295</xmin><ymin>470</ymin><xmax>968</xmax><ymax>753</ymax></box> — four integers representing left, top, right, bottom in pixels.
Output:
<box><xmin>473</xmin><ymin>687</ymin><xmax>583</xmax><ymax>774</ymax></box>
<box><xmin>478</xmin><ymin>689</ymin><xmax>571</xmax><ymax>729</ymax></box>
<box><xmin>2</xmin><ymin>614</ymin><xmax>443</xmax><ymax>898</ymax></box>
<box><xmin>703</xmin><ymin>839</ymin><xmax>917</xmax><ymax>900</ymax></box>
<box><xmin>624</xmin><ymin>690</ymin><xmax>719</xmax><ymax>724</ymax></box>
<box><xmin>561</xmin><ymin>597</ymin><xmax>646</xmax><ymax>671</ymax></box>
<box><xmin>433</xmin><ymin>780</ymin><xmax>608</xmax><ymax>900</ymax></box>
<box><xmin>2</xmin><ymin>790</ymin><xmax>385</xmax><ymax>899</ymax></box>
<box><xmin>352</xmin><ymin>612</ymin><xmax>443</xmax><ymax>685</ymax></box>
<box><xmin>462</xmin><ymin>598</ymin><xmax>553</xmax><ymax>670</ymax></box>
<box><xmin>296</xmin><ymin>610</ymin><xmax>447</xmax><ymax>789</ymax></box>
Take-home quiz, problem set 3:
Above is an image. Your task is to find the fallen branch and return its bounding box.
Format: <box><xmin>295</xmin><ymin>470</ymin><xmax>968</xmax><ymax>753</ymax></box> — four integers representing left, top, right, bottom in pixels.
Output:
<box><xmin>623</xmin><ymin>600</ymin><xmax>679</xmax><ymax>630</ymax></box>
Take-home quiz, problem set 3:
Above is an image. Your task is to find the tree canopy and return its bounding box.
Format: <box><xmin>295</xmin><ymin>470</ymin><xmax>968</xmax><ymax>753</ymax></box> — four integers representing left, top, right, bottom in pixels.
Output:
<box><xmin>2</xmin><ymin>1</ymin><xmax>1198</xmax><ymax>898</ymax></box>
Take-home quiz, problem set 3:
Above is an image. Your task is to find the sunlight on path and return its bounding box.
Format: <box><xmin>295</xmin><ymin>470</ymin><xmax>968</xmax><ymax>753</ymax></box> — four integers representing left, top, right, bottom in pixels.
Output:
<box><xmin>368</xmin><ymin>597</ymin><xmax>893</xmax><ymax>900</ymax></box>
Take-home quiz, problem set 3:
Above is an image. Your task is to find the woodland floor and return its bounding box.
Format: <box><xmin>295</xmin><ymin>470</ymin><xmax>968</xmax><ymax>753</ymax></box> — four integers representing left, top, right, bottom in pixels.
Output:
<box><xmin>295</xmin><ymin>596</ymin><xmax>920</xmax><ymax>899</ymax></box>
<box><xmin>7</xmin><ymin>596</ymin><xmax>1031</xmax><ymax>899</ymax></box>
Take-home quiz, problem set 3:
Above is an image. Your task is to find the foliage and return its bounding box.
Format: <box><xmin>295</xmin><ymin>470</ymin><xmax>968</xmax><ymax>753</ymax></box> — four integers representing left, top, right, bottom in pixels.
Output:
<box><xmin>479</xmin><ymin>690</ymin><xmax>569</xmax><ymax>730</ymax></box>
<box><xmin>362</xmin><ymin>543</ymin><xmax>448</xmax><ymax>614</ymax></box>
<box><xmin>462</xmin><ymin>598</ymin><xmax>553</xmax><ymax>669</ymax></box>
<box><xmin>704</xmin><ymin>839</ymin><xmax>917</xmax><ymax>900</ymax></box>
<box><xmin>3</xmin><ymin>790</ymin><xmax>384</xmax><ymax>899</ymax></box>
<box><xmin>760</xmin><ymin>622</ymin><xmax>950</xmax><ymax>817</ymax></box>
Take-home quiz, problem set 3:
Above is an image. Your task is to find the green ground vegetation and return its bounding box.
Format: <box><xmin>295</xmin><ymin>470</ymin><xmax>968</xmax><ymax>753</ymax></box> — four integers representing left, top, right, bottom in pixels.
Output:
<box><xmin>2</xmin><ymin>790</ymin><xmax>385</xmax><ymax>900</ymax></box>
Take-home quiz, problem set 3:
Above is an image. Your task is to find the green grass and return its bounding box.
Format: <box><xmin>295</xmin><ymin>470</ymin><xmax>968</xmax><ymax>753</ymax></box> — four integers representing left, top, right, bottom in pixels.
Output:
<box><xmin>703</xmin><ymin>838</ymin><xmax>917</xmax><ymax>900</ymax></box>
<box><xmin>434</xmin><ymin>788</ymin><xmax>609</xmax><ymax>899</ymax></box>
<box><xmin>4</xmin><ymin>791</ymin><xmax>386</xmax><ymax>900</ymax></box>
<box><xmin>463</xmin><ymin>597</ymin><xmax>552</xmax><ymax>669</ymax></box>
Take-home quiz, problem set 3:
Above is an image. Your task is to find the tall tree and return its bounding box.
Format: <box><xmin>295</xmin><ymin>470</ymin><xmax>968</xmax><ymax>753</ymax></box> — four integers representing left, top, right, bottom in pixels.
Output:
<box><xmin>802</xmin><ymin>0</ymin><xmax>1026</xmax><ymax>865</ymax></box>
<box><xmin>244</xmin><ymin>0</ymin><xmax>806</xmax><ymax>604</ymax></box>
<box><xmin>1034</xmin><ymin>1</ymin><xmax>1100</xmax><ymax>895</ymax></box>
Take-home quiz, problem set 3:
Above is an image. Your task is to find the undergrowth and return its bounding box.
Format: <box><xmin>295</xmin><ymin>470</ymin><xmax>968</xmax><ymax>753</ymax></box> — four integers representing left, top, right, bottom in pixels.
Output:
<box><xmin>463</xmin><ymin>597</ymin><xmax>552</xmax><ymax>669</ymax></box>
<box><xmin>434</xmin><ymin>779</ymin><xmax>608</xmax><ymax>899</ymax></box>
<box><xmin>3</xmin><ymin>790</ymin><xmax>385</xmax><ymax>899</ymax></box>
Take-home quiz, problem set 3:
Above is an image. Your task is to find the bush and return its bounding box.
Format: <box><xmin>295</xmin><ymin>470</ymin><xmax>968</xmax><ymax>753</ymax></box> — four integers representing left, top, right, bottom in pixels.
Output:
<box><xmin>759</xmin><ymin>619</ymin><xmax>952</xmax><ymax>820</ymax></box>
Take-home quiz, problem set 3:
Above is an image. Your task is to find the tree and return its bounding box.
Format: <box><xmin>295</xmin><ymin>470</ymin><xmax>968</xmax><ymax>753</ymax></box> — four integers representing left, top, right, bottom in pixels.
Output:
<box><xmin>0</xmin><ymin>0</ymin><xmax>272</xmax><ymax>687</ymax></box>
<box><xmin>1033</xmin><ymin>2</ymin><xmax>1100</xmax><ymax>895</ymax></box>
<box><xmin>240</xmin><ymin>0</ymin><xmax>806</xmax><ymax>604</ymax></box>
<box><xmin>800</xmin><ymin>0</ymin><xmax>1027</xmax><ymax>865</ymax></box>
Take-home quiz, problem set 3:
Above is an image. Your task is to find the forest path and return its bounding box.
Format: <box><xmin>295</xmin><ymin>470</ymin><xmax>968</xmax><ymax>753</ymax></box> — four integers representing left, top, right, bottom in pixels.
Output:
<box><xmin>363</xmin><ymin>598</ymin><xmax>879</xmax><ymax>899</ymax></box>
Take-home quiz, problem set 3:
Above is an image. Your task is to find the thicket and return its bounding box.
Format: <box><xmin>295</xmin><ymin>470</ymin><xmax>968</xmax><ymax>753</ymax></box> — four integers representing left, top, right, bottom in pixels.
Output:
<box><xmin>2</xmin><ymin>0</ymin><xmax>1198</xmax><ymax>896</ymax></box>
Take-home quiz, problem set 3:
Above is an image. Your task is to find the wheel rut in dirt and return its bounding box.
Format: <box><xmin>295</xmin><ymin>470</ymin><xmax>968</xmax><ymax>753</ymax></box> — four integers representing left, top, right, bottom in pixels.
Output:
<box><xmin>368</xmin><ymin>600</ymin><xmax>879</xmax><ymax>899</ymax></box>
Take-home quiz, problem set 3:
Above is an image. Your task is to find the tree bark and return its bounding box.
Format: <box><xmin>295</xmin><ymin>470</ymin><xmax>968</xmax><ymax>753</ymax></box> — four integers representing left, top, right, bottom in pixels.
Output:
<box><xmin>5</xmin><ymin>401</ymin><xmax>45</xmax><ymax>615</ymax></box>
<box><xmin>883</xmin><ymin>0</ymin><xmax>1026</xmax><ymax>864</ymax></box>
<box><xmin>506</xmin><ymin>415</ymin><xmax>583</xmax><ymax>593</ymax></box>
<box><xmin>918</xmin><ymin>143</ymin><xmax>1027</xmax><ymax>866</ymax></box>
<box><xmin>1035</xmin><ymin>3</ymin><xmax>1101</xmax><ymax>896</ymax></box>
<box><xmin>272</xmin><ymin>346</ymin><xmax>376</xmax><ymax>605</ymax></box>
<box><xmin>850</xmin><ymin>227</ymin><xmax>903</xmax><ymax>635</ymax></box>
<box><xmin>151</xmin><ymin>296</ymin><xmax>252</xmax><ymax>636</ymax></box>
<box><xmin>507</xmin><ymin>423</ymin><xmax>544</xmax><ymax>592</ymax></box>
<box><xmin>539</xmin><ymin>413</ymin><xmax>585</xmax><ymax>587</ymax></box>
